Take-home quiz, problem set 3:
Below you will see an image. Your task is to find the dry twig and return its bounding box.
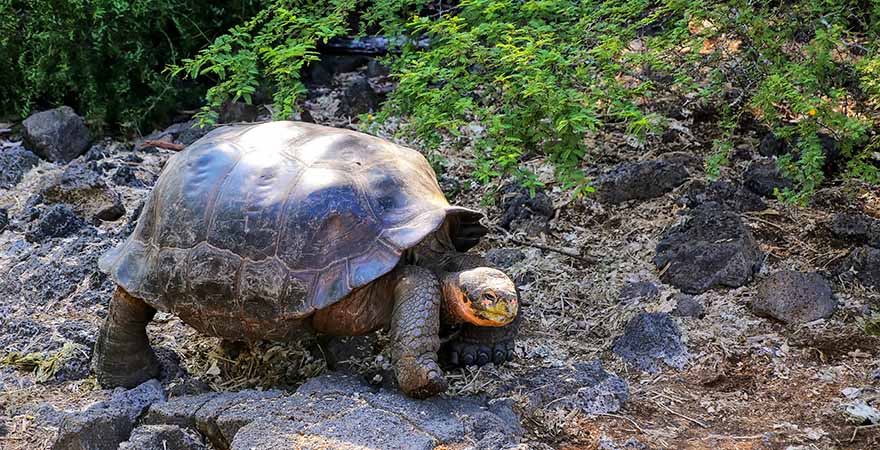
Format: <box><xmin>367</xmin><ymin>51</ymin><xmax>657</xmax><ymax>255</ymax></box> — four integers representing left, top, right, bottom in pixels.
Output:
<box><xmin>140</xmin><ymin>140</ymin><xmax>186</xmax><ymax>151</ymax></box>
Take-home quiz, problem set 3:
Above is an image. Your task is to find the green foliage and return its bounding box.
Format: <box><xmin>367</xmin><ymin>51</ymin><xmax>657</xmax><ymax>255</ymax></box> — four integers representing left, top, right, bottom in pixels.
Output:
<box><xmin>0</xmin><ymin>1</ymin><xmax>261</xmax><ymax>130</ymax></box>
<box><xmin>731</xmin><ymin>0</ymin><xmax>880</xmax><ymax>203</ymax></box>
<box><xmin>706</xmin><ymin>113</ymin><xmax>737</xmax><ymax>181</ymax></box>
<box><xmin>169</xmin><ymin>1</ymin><xmax>362</xmax><ymax>126</ymax></box>
<box><xmin>379</xmin><ymin>0</ymin><xmax>612</xmax><ymax>193</ymax></box>
<box><xmin>185</xmin><ymin>0</ymin><xmax>877</xmax><ymax>200</ymax></box>
<box><xmin>8</xmin><ymin>0</ymin><xmax>877</xmax><ymax>200</ymax></box>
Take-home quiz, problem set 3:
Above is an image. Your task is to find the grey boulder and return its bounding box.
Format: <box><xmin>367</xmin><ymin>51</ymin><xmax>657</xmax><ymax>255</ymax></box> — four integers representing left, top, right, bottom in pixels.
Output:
<box><xmin>144</xmin><ymin>372</ymin><xmax>521</xmax><ymax>450</ymax></box>
<box><xmin>53</xmin><ymin>380</ymin><xmax>165</xmax><ymax>450</ymax></box>
<box><xmin>22</xmin><ymin>106</ymin><xmax>91</xmax><ymax>163</ymax></box>
<box><xmin>751</xmin><ymin>271</ymin><xmax>836</xmax><ymax>323</ymax></box>
<box><xmin>119</xmin><ymin>425</ymin><xmax>206</xmax><ymax>450</ymax></box>
<box><xmin>654</xmin><ymin>204</ymin><xmax>763</xmax><ymax>294</ymax></box>
<box><xmin>613</xmin><ymin>312</ymin><xmax>689</xmax><ymax>373</ymax></box>
<box><xmin>595</xmin><ymin>160</ymin><xmax>689</xmax><ymax>204</ymax></box>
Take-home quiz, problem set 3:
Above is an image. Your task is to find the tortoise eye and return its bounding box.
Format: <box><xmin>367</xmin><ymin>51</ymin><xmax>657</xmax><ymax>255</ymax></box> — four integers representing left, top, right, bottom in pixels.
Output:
<box><xmin>483</xmin><ymin>291</ymin><xmax>497</xmax><ymax>302</ymax></box>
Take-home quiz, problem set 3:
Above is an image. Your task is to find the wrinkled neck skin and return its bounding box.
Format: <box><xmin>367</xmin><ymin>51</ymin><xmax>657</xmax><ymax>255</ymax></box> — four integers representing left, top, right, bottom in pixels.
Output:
<box><xmin>403</xmin><ymin>222</ymin><xmax>488</xmax><ymax>326</ymax></box>
<box><xmin>405</xmin><ymin>221</ymin><xmax>487</xmax><ymax>271</ymax></box>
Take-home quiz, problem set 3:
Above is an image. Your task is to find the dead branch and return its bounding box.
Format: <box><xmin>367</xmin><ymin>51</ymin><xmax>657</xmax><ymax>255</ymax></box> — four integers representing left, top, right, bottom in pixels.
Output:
<box><xmin>139</xmin><ymin>140</ymin><xmax>186</xmax><ymax>151</ymax></box>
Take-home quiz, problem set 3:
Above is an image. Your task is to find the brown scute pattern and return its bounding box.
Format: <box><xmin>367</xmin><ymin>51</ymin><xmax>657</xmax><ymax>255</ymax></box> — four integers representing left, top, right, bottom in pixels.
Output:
<box><xmin>154</xmin><ymin>143</ymin><xmax>241</xmax><ymax>248</ymax></box>
<box><xmin>188</xmin><ymin>243</ymin><xmax>240</xmax><ymax>309</ymax></box>
<box><xmin>313</xmin><ymin>263</ymin><xmax>350</xmax><ymax>310</ymax></box>
<box><xmin>207</xmin><ymin>151</ymin><xmax>305</xmax><ymax>260</ymax></box>
<box><xmin>281</xmin><ymin>275</ymin><xmax>311</xmax><ymax>317</ymax></box>
<box><xmin>276</xmin><ymin>167</ymin><xmax>377</xmax><ymax>271</ymax></box>
<box><xmin>156</xmin><ymin>248</ymin><xmax>188</xmax><ymax>309</ymax></box>
<box><xmin>101</xmin><ymin>121</ymin><xmax>483</xmax><ymax>336</ymax></box>
<box><xmin>349</xmin><ymin>242</ymin><xmax>401</xmax><ymax>287</ymax></box>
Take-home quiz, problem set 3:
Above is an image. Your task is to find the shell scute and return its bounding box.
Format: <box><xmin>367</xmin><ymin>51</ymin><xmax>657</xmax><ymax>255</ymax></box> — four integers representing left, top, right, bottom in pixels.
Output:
<box><xmin>277</xmin><ymin>168</ymin><xmax>376</xmax><ymax>271</ymax></box>
<box><xmin>187</xmin><ymin>244</ymin><xmax>240</xmax><ymax>308</ymax></box>
<box><xmin>239</xmin><ymin>258</ymin><xmax>288</xmax><ymax>320</ymax></box>
<box><xmin>207</xmin><ymin>151</ymin><xmax>305</xmax><ymax>260</ymax></box>
<box><xmin>155</xmin><ymin>143</ymin><xmax>240</xmax><ymax>248</ymax></box>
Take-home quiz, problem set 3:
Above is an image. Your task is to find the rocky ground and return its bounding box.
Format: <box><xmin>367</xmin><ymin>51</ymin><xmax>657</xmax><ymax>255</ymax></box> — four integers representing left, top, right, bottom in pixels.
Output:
<box><xmin>1</xmin><ymin>56</ymin><xmax>879</xmax><ymax>450</ymax></box>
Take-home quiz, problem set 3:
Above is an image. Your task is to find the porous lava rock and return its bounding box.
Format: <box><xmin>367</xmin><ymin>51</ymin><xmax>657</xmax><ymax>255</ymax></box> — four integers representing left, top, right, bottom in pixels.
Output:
<box><xmin>485</xmin><ymin>248</ymin><xmax>526</xmax><ymax>269</ymax></box>
<box><xmin>671</xmin><ymin>293</ymin><xmax>705</xmax><ymax>318</ymax></box>
<box><xmin>744</xmin><ymin>160</ymin><xmax>793</xmax><ymax>198</ymax></box>
<box><xmin>513</xmin><ymin>360</ymin><xmax>629</xmax><ymax>416</ymax></box>
<box><xmin>836</xmin><ymin>246</ymin><xmax>880</xmax><ymax>289</ymax></box>
<box><xmin>758</xmin><ymin>132</ymin><xmax>790</xmax><ymax>157</ymax></box>
<box><xmin>25</xmin><ymin>204</ymin><xmax>86</xmax><ymax>243</ymax></box>
<box><xmin>144</xmin><ymin>372</ymin><xmax>521</xmax><ymax>450</ymax></box>
<box><xmin>618</xmin><ymin>281</ymin><xmax>661</xmax><ymax>303</ymax></box>
<box><xmin>612</xmin><ymin>312</ymin><xmax>689</xmax><ymax>373</ymax></box>
<box><xmin>751</xmin><ymin>271</ymin><xmax>836</xmax><ymax>323</ymax></box>
<box><xmin>0</xmin><ymin>145</ymin><xmax>41</xmax><ymax>188</ymax></box>
<box><xmin>40</xmin><ymin>162</ymin><xmax>125</xmax><ymax>222</ymax></box>
<box><xmin>680</xmin><ymin>180</ymin><xmax>765</xmax><ymax>212</ymax></box>
<box><xmin>829</xmin><ymin>213</ymin><xmax>880</xmax><ymax>247</ymax></box>
<box><xmin>594</xmin><ymin>160</ymin><xmax>689</xmax><ymax>204</ymax></box>
<box><xmin>119</xmin><ymin>425</ymin><xmax>207</xmax><ymax>450</ymax></box>
<box><xmin>52</xmin><ymin>380</ymin><xmax>165</xmax><ymax>450</ymax></box>
<box><xmin>499</xmin><ymin>183</ymin><xmax>554</xmax><ymax>234</ymax></box>
<box><xmin>654</xmin><ymin>204</ymin><xmax>763</xmax><ymax>294</ymax></box>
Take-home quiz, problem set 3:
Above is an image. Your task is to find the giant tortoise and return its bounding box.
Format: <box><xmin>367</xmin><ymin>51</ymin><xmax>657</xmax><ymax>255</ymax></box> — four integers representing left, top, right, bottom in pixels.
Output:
<box><xmin>93</xmin><ymin>121</ymin><xmax>520</xmax><ymax>398</ymax></box>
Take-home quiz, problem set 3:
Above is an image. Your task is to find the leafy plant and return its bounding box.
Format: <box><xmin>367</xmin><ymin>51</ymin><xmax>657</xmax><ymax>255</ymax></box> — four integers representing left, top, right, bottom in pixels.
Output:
<box><xmin>7</xmin><ymin>0</ymin><xmax>877</xmax><ymax>201</ymax></box>
<box><xmin>0</xmin><ymin>0</ymin><xmax>261</xmax><ymax>130</ymax></box>
<box><xmin>169</xmin><ymin>1</ymin><xmax>364</xmax><ymax>126</ymax></box>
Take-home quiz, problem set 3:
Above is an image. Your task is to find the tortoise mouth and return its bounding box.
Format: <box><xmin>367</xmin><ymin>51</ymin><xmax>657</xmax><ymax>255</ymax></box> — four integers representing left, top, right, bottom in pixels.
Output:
<box><xmin>448</xmin><ymin>291</ymin><xmax>517</xmax><ymax>327</ymax></box>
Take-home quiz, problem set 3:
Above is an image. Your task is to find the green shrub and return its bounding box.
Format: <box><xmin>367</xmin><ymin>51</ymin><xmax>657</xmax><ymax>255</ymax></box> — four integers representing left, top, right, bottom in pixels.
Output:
<box><xmin>9</xmin><ymin>1</ymin><xmax>875</xmax><ymax>202</ymax></box>
<box><xmin>169</xmin><ymin>0</ymin><xmax>365</xmax><ymax>127</ymax></box>
<box><xmin>0</xmin><ymin>0</ymin><xmax>261</xmax><ymax>131</ymax></box>
<box><xmin>176</xmin><ymin>0</ymin><xmax>878</xmax><ymax>202</ymax></box>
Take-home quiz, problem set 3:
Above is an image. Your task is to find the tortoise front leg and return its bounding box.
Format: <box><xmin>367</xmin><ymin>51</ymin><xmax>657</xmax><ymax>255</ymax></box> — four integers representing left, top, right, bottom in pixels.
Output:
<box><xmin>91</xmin><ymin>287</ymin><xmax>161</xmax><ymax>388</ymax></box>
<box><xmin>390</xmin><ymin>266</ymin><xmax>447</xmax><ymax>398</ymax></box>
<box><xmin>443</xmin><ymin>313</ymin><xmax>519</xmax><ymax>366</ymax></box>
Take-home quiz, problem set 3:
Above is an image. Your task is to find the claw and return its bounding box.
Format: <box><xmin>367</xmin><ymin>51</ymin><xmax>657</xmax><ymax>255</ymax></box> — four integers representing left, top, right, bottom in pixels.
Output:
<box><xmin>493</xmin><ymin>349</ymin><xmax>506</xmax><ymax>364</ymax></box>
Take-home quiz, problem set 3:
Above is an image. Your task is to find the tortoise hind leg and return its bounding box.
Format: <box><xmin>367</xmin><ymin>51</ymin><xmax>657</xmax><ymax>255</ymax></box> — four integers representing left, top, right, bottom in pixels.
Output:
<box><xmin>91</xmin><ymin>287</ymin><xmax>161</xmax><ymax>388</ymax></box>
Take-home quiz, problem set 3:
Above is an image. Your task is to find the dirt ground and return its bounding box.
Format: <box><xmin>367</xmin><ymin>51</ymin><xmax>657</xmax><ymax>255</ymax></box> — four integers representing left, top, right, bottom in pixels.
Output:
<box><xmin>2</xmin><ymin>75</ymin><xmax>880</xmax><ymax>450</ymax></box>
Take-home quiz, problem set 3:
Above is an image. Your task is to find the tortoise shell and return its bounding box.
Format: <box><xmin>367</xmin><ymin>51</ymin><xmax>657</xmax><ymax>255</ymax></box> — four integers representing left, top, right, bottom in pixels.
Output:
<box><xmin>99</xmin><ymin>121</ymin><xmax>483</xmax><ymax>338</ymax></box>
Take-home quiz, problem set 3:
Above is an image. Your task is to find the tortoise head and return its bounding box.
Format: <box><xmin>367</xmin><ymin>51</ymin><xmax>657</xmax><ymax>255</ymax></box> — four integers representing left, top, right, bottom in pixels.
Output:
<box><xmin>441</xmin><ymin>267</ymin><xmax>518</xmax><ymax>327</ymax></box>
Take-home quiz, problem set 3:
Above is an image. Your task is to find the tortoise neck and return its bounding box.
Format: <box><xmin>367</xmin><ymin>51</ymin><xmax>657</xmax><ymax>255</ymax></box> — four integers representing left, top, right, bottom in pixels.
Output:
<box><xmin>405</xmin><ymin>221</ymin><xmax>457</xmax><ymax>272</ymax></box>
